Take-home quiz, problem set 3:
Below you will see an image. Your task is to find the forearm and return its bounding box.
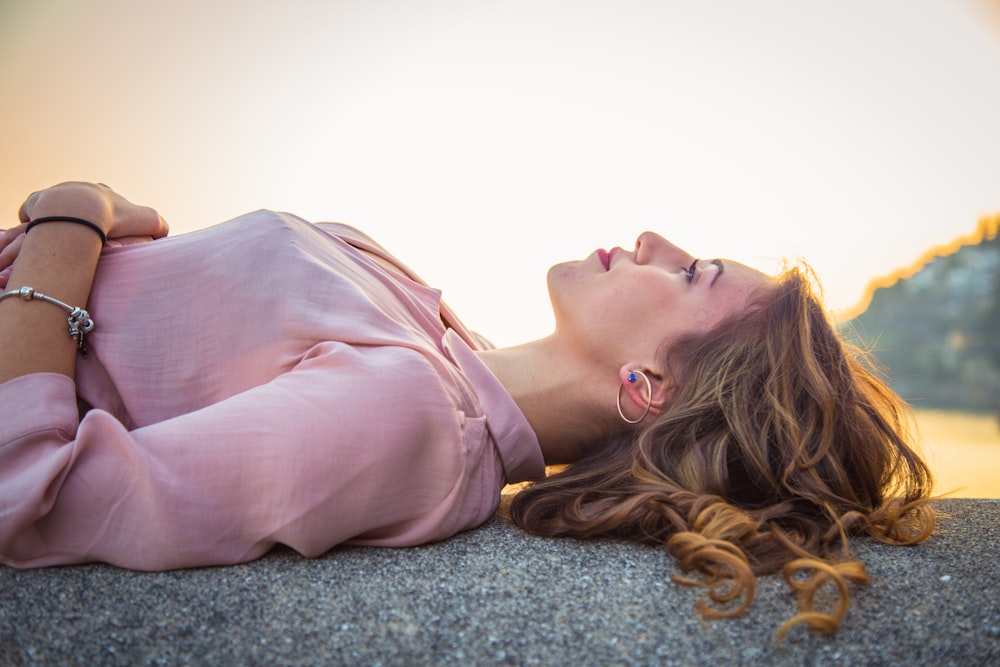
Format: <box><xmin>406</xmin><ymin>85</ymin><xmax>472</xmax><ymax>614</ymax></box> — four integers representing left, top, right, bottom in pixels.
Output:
<box><xmin>0</xmin><ymin>222</ymin><xmax>102</xmax><ymax>383</ymax></box>
<box><xmin>0</xmin><ymin>182</ymin><xmax>167</xmax><ymax>384</ymax></box>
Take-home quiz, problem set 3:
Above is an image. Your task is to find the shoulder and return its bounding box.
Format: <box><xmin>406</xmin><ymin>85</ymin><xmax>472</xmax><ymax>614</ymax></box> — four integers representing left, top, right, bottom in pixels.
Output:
<box><xmin>312</xmin><ymin>222</ymin><xmax>429</xmax><ymax>285</ymax></box>
<box><xmin>311</xmin><ymin>221</ymin><xmax>381</xmax><ymax>247</ymax></box>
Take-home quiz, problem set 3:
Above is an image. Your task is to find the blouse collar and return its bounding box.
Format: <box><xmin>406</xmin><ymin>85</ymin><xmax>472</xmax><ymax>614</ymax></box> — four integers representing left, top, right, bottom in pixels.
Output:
<box><xmin>441</xmin><ymin>329</ymin><xmax>545</xmax><ymax>483</ymax></box>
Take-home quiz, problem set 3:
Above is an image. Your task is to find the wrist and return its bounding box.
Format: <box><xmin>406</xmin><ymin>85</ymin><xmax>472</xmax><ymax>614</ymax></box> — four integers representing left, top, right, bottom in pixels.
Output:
<box><xmin>26</xmin><ymin>216</ymin><xmax>108</xmax><ymax>245</ymax></box>
<box><xmin>21</xmin><ymin>182</ymin><xmax>112</xmax><ymax>236</ymax></box>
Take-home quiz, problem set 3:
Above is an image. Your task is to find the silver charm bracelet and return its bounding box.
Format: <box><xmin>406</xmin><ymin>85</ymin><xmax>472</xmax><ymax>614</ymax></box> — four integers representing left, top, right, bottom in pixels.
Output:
<box><xmin>0</xmin><ymin>286</ymin><xmax>95</xmax><ymax>355</ymax></box>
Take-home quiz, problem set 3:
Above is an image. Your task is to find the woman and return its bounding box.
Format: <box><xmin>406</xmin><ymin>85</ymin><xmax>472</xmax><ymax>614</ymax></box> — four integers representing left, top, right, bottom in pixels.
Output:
<box><xmin>0</xmin><ymin>182</ymin><xmax>934</xmax><ymax>638</ymax></box>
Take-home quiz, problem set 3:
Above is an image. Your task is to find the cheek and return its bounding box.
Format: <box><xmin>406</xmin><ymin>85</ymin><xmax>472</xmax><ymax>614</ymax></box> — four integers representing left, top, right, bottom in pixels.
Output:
<box><xmin>693</xmin><ymin>292</ymin><xmax>750</xmax><ymax>332</ymax></box>
<box><xmin>608</xmin><ymin>279</ymin><xmax>684</xmax><ymax>343</ymax></box>
<box><xmin>595</xmin><ymin>280</ymin><xmax>662</xmax><ymax>328</ymax></box>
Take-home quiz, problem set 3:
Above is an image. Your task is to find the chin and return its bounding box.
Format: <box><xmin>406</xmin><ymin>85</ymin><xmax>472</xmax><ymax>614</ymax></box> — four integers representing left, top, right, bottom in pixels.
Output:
<box><xmin>545</xmin><ymin>267</ymin><xmax>569</xmax><ymax>319</ymax></box>
<box><xmin>545</xmin><ymin>260</ymin><xmax>580</xmax><ymax>292</ymax></box>
<box><xmin>545</xmin><ymin>263</ymin><xmax>566</xmax><ymax>293</ymax></box>
<box><xmin>546</xmin><ymin>270</ymin><xmax>593</xmax><ymax>332</ymax></box>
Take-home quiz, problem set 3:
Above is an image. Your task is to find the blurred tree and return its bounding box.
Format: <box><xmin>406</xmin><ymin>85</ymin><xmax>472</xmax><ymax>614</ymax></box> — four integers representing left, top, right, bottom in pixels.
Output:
<box><xmin>843</xmin><ymin>229</ymin><xmax>999</xmax><ymax>415</ymax></box>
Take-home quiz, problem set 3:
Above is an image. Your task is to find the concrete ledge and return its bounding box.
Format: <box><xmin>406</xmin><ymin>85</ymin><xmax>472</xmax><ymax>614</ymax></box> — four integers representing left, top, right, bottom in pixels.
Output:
<box><xmin>1</xmin><ymin>498</ymin><xmax>997</xmax><ymax>666</ymax></box>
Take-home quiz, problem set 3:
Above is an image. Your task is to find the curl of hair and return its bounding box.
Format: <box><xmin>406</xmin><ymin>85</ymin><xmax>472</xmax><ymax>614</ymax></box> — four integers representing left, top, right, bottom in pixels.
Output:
<box><xmin>508</xmin><ymin>265</ymin><xmax>935</xmax><ymax>637</ymax></box>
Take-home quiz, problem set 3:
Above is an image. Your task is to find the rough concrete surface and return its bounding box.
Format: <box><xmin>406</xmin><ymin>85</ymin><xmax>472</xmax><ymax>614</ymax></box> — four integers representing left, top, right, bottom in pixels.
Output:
<box><xmin>1</xmin><ymin>498</ymin><xmax>997</xmax><ymax>666</ymax></box>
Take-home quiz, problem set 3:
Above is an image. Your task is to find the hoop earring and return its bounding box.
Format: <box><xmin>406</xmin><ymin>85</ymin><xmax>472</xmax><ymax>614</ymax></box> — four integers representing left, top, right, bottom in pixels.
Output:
<box><xmin>617</xmin><ymin>370</ymin><xmax>652</xmax><ymax>425</ymax></box>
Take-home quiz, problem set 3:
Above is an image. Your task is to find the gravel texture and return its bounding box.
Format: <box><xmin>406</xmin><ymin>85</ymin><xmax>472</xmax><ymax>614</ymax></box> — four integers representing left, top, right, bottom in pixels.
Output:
<box><xmin>1</xmin><ymin>498</ymin><xmax>997</xmax><ymax>666</ymax></box>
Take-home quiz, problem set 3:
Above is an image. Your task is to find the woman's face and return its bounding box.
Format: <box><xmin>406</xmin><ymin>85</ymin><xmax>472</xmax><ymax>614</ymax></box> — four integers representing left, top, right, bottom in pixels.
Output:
<box><xmin>547</xmin><ymin>231</ymin><xmax>774</xmax><ymax>367</ymax></box>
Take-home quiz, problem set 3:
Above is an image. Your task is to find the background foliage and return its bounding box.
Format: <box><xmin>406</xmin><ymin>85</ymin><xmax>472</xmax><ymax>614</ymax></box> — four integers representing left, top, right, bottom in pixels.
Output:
<box><xmin>843</xmin><ymin>227</ymin><xmax>1000</xmax><ymax>415</ymax></box>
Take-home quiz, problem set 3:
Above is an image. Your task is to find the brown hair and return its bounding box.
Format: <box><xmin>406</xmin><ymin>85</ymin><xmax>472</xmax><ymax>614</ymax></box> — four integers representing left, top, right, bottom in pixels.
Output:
<box><xmin>508</xmin><ymin>265</ymin><xmax>935</xmax><ymax>639</ymax></box>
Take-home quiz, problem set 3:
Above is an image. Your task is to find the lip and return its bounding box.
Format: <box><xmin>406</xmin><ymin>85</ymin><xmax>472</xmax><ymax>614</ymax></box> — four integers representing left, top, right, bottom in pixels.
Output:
<box><xmin>598</xmin><ymin>247</ymin><xmax>621</xmax><ymax>271</ymax></box>
<box><xmin>609</xmin><ymin>247</ymin><xmax>621</xmax><ymax>266</ymax></box>
<box><xmin>598</xmin><ymin>248</ymin><xmax>610</xmax><ymax>271</ymax></box>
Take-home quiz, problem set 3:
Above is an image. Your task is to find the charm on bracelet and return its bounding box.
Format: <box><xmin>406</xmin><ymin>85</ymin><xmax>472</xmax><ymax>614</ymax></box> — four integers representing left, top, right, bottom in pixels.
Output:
<box><xmin>0</xmin><ymin>286</ymin><xmax>95</xmax><ymax>357</ymax></box>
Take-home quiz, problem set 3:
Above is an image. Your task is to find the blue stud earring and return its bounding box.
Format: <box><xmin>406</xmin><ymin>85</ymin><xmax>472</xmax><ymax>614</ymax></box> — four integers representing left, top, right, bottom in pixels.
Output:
<box><xmin>628</xmin><ymin>372</ymin><xmax>637</xmax><ymax>383</ymax></box>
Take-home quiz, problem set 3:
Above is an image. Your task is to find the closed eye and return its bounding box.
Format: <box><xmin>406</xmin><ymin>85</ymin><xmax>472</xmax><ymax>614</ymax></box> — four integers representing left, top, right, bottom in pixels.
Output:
<box><xmin>685</xmin><ymin>258</ymin><xmax>699</xmax><ymax>283</ymax></box>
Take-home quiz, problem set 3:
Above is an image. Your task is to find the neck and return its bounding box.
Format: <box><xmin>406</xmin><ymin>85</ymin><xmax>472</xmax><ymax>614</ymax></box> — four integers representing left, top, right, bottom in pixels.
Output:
<box><xmin>476</xmin><ymin>336</ymin><xmax>615</xmax><ymax>465</ymax></box>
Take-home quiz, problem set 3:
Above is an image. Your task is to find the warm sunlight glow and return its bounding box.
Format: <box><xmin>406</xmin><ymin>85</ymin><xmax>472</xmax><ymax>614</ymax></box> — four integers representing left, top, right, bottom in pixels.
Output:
<box><xmin>2</xmin><ymin>1</ymin><xmax>999</xmax><ymax>347</ymax></box>
<box><xmin>916</xmin><ymin>410</ymin><xmax>1000</xmax><ymax>499</ymax></box>
<box><xmin>0</xmin><ymin>1</ymin><xmax>997</xmax><ymax>497</ymax></box>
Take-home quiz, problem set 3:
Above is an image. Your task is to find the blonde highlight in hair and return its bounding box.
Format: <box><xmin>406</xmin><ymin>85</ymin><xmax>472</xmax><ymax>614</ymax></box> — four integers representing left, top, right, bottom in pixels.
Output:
<box><xmin>509</xmin><ymin>264</ymin><xmax>935</xmax><ymax>638</ymax></box>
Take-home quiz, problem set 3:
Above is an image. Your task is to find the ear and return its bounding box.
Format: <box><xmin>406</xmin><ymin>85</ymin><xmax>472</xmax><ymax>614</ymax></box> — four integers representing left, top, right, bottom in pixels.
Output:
<box><xmin>618</xmin><ymin>364</ymin><xmax>673</xmax><ymax>420</ymax></box>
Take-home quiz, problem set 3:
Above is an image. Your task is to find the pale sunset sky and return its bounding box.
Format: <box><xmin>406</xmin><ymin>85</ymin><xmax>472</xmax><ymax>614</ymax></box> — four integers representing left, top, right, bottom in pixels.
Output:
<box><xmin>1</xmin><ymin>0</ymin><xmax>999</xmax><ymax>346</ymax></box>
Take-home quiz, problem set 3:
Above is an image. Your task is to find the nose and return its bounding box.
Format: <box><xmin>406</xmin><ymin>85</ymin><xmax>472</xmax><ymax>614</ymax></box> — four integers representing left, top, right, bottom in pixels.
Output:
<box><xmin>634</xmin><ymin>231</ymin><xmax>695</xmax><ymax>268</ymax></box>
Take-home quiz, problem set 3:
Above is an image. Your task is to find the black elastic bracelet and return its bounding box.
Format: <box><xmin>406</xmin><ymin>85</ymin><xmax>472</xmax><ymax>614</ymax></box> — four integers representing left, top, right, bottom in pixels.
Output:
<box><xmin>26</xmin><ymin>216</ymin><xmax>108</xmax><ymax>246</ymax></box>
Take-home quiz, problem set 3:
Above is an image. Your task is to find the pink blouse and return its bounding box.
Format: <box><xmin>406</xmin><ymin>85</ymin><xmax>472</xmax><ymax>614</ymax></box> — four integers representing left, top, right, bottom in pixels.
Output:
<box><xmin>0</xmin><ymin>211</ymin><xmax>544</xmax><ymax>570</ymax></box>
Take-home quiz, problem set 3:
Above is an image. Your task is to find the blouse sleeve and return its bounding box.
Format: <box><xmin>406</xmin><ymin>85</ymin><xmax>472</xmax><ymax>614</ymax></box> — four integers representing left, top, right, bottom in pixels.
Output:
<box><xmin>0</xmin><ymin>341</ymin><xmax>479</xmax><ymax>570</ymax></box>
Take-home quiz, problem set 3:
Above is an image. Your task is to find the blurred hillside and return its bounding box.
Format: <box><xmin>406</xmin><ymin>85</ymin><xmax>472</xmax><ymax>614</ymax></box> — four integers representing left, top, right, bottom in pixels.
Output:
<box><xmin>842</xmin><ymin>216</ymin><xmax>1000</xmax><ymax>415</ymax></box>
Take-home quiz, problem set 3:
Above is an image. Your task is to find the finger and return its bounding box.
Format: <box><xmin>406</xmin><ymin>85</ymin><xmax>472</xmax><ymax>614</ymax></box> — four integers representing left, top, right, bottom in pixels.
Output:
<box><xmin>106</xmin><ymin>235</ymin><xmax>155</xmax><ymax>248</ymax></box>
<box><xmin>153</xmin><ymin>212</ymin><xmax>169</xmax><ymax>239</ymax></box>
<box><xmin>0</xmin><ymin>233</ymin><xmax>24</xmax><ymax>271</ymax></box>
<box><xmin>17</xmin><ymin>191</ymin><xmax>39</xmax><ymax>223</ymax></box>
<box><xmin>134</xmin><ymin>205</ymin><xmax>169</xmax><ymax>239</ymax></box>
<box><xmin>0</xmin><ymin>222</ymin><xmax>28</xmax><ymax>253</ymax></box>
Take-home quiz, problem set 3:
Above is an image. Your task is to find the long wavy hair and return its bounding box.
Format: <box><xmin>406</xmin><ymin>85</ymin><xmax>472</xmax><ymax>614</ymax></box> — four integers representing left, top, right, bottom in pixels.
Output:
<box><xmin>508</xmin><ymin>265</ymin><xmax>935</xmax><ymax>639</ymax></box>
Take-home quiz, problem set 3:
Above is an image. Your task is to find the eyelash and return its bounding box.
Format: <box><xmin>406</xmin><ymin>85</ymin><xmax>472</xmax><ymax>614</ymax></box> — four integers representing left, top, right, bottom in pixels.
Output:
<box><xmin>685</xmin><ymin>259</ymin><xmax>699</xmax><ymax>283</ymax></box>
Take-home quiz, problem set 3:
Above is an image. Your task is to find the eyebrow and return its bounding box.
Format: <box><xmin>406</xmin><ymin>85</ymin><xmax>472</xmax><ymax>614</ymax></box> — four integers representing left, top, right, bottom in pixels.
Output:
<box><xmin>710</xmin><ymin>259</ymin><xmax>724</xmax><ymax>287</ymax></box>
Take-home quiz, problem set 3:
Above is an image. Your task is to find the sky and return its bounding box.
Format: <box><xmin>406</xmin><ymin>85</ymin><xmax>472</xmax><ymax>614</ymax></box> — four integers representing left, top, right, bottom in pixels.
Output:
<box><xmin>1</xmin><ymin>0</ymin><xmax>999</xmax><ymax>346</ymax></box>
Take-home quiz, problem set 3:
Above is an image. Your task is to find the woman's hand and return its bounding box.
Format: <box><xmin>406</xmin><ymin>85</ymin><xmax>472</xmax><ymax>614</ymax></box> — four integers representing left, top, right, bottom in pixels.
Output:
<box><xmin>0</xmin><ymin>183</ymin><xmax>168</xmax><ymax>288</ymax></box>
<box><xmin>17</xmin><ymin>181</ymin><xmax>169</xmax><ymax>242</ymax></box>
